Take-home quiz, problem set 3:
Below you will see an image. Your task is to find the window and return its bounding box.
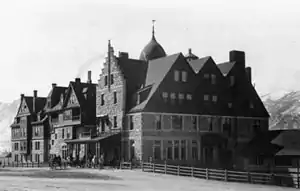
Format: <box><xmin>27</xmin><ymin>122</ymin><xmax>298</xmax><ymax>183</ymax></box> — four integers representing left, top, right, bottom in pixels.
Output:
<box><xmin>187</xmin><ymin>94</ymin><xmax>192</xmax><ymax>100</ymax></box>
<box><xmin>174</xmin><ymin>70</ymin><xmax>180</xmax><ymax>81</ymax></box>
<box><xmin>35</xmin><ymin>154</ymin><xmax>40</xmax><ymax>162</ymax></box>
<box><xmin>181</xmin><ymin>71</ymin><xmax>187</xmax><ymax>82</ymax></box>
<box><xmin>113</xmin><ymin>92</ymin><xmax>117</xmax><ymax>104</ymax></box>
<box><xmin>35</xmin><ymin>141</ymin><xmax>40</xmax><ymax>150</ymax></box>
<box><xmin>191</xmin><ymin>116</ymin><xmax>197</xmax><ymax>131</ymax></box>
<box><xmin>211</xmin><ymin>74</ymin><xmax>216</xmax><ymax>84</ymax></box>
<box><xmin>253</xmin><ymin>120</ymin><xmax>261</xmax><ymax>133</ymax></box>
<box><xmin>55</xmin><ymin>133</ymin><xmax>57</xmax><ymax>139</ymax></box>
<box><xmin>181</xmin><ymin>140</ymin><xmax>187</xmax><ymax>160</ymax></box>
<box><xmin>170</xmin><ymin>93</ymin><xmax>176</xmax><ymax>105</ymax></box>
<box><xmin>171</xmin><ymin>115</ymin><xmax>183</xmax><ymax>130</ymax></box>
<box><xmin>62</xmin><ymin>128</ymin><xmax>65</xmax><ymax>139</ymax></box>
<box><xmin>130</xmin><ymin>140</ymin><xmax>135</xmax><ymax>160</ymax></box>
<box><xmin>212</xmin><ymin>95</ymin><xmax>218</xmax><ymax>102</ymax></box>
<box><xmin>67</xmin><ymin>128</ymin><xmax>70</xmax><ymax>139</ymax></box>
<box><xmin>136</xmin><ymin>94</ymin><xmax>140</xmax><ymax>105</ymax></box>
<box><xmin>228</xmin><ymin>103</ymin><xmax>232</xmax><ymax>108</ymax></box>
<box><xmin>101</xmin><ymin>94</ymin><xmax>105</xmax><ymax>106</ymax></box>
<box><xmin>204</xmin><ymin>94</ymin><xmax>209</xmax><ymax>101</ymax></box>
<box><xmin>208</xmin><ymin>117</ymin><xmax>213</xmax><ymax>131</ymax></box>
<box><xmin>192</xmin><ymin>140</ymin><xmax>198</xmax><ymax>160</ymax></box>
<box><xmin>51</xmin><ymin>140</ymin><xmax>54</xmax><ymax>145</ymax></box>
<box><xmin>104</xmin><ymin>76</ymin><xmax>108</xmax><ymax>86</ymax></box>
<box><xmin>167</xmin><ymin>141</ymin><xmax>173</xmax><ymax>160</ymax></box>
<box><xmin>62</xmin><ymin>145</ymin><xmax>67</xmax><ymax>160</ymax></box>
<box><xmin>178</xmin><ymin>93</ymin><xmax>184</xmax><ymax>104</ymax></box>
<box><xmin>110</xmin><ymin>74</ymin><xmax>114</xmax><ymax>85</ymax></box>
<box><xmin>113</xmin><ymin>116</ymin><xmax>117</xmax><ymax>128</ymax></box>
<box><xmin>204</xmin><ymin>73</ymin><xmax>210</xmax><ymax>79</ymax></box>
<box><xmin>129</xmin><ymin>116</ymin><xmax>134</xmax><ymax>130</ymax></box>
<box><xmin>153</xmin><ymin>140</ymin><xmax>161</xmax><ymax>160</ymax></box>
<box><xmin>162</xmin><ymin>92</ymin><xmax>168</xmax><ymax>102</ymax></box>
<box><xmin>155</xmin><ymin>115</ymin><xmax>162</xmax><ymax>130</ymax></box>
<box><xmin>174</xmin><ymin>140</ymin><xmax>179</xmax><ymax>160</ymax></box>
<box><xmin>230</xmin><ymin>76</ymin><xmax>235</xmax><ymax>86</ymax></box>
<box><xmin>250</xmin><ymin>101</ymin><xmax>254</xmax><ymax>109</ymax></box>
<box><xmin>223</xmin><ymin>118</ymin><xmax>232</xmax><ymax>136</ymax></box>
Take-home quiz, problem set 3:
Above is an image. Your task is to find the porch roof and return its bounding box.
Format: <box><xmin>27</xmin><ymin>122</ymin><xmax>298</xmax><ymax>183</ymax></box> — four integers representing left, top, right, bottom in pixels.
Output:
<box><xmin>65</xmin><ymin>131</ymin><xmax>120</xmax><ymax>144</ymax></box>
<box><xmin>276</xmin><ymin>148</ymin><xmax>300</xmax><ymax>156</ymax></box>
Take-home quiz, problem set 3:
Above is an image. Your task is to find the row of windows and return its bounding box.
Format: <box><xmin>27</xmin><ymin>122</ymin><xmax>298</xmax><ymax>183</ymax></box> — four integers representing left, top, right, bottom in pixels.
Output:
<box><xmin>104</xmin><ymin>74</ymin><xmax>114</xmax><ymax>86</ymax></box>
<box><xmin>100</xmin><ymin>91</ymin><xmax>117</xmax><ymax>106</ymax></box>
<box><xmin>152</xmin><ymin>140</ymin><xmax>200</xmax><ymax>161</ymax></box>
<box><xmin>13</xmin><ymin>154</ymin><xmax>41</xmax><ymax>162</ymax></box>
<box><xmin>174</xmin><ymin>70</ymin><xmax>188</xmax><ymax>82</ymax></box>
<box><xmin>162</xmin><ymin>92</ymin><xmax>192</xmax><ymax>103</ymax></box>
<box><xmin>12</xmin><ymin>128</ymin><xmax>27</xmax><ymax>138</ymax></box>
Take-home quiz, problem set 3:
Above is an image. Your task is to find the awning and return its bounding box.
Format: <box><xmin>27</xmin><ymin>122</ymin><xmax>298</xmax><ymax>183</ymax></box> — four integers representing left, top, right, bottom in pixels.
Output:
<box><xmin>276</xmin><ymin>148</ymin><xmax>300</xmax><ymax>156</ymax></box>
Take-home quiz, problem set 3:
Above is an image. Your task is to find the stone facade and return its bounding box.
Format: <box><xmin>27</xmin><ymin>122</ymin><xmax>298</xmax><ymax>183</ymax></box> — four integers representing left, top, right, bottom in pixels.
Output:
<box><xmin>49</xmin><ymin>127</ymin><xmax>70</xmax><ymax>156</ymax></box>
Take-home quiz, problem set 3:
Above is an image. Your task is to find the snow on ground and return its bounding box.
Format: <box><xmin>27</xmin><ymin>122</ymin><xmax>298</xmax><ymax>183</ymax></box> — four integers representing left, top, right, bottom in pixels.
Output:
<box><xmin>0</xmin><ymin>168</ymin><xmax>296</xmax><ymax>191</ymax></box>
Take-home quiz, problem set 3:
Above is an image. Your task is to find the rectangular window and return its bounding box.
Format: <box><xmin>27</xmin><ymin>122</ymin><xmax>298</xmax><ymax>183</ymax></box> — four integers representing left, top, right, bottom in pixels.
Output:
<box><xmin>171</xmin><ymin>115</ymin><xmax>183</xmax><ymax>130</ymax></box>
<box><xmin>181</xmin><ymin>71</ymin><xmax>187</xmax><ymax>82</ymax></box>
<box><xmin>211</xmin><ymin>74</ymin><xmax>216</xmax><ymax>84</ymax></box>
<box><xmin>208</xmin><ymin>117</ymin><xmax>213</xmax><ymax>131</ymax></box>
<box><xmin>67</xmin><ymin>128</ymin><xmax>70</xmax><ymax>139</ymax></box>
<box><xmin>192</xmin><ymin>140</ymin><xmax>198</xmax><ymax>160</ymax></box>
<box><xmin>204</xmin><ymin>73</ymin><xmax>210</xmax><ymax>79</ymax></box>
<box><xmin>55</xmin><ymin>133</ymin><xmax>57</xmax><ymax>139</ymax></box>
<box><xmin>101</xmin><ymin>94</ymin><xmax>105</xmax><ymax>106</ymax></box>
<box><xmin>110</xmin><ymin>74</ymin><xmax>114</xmax><ymax>85</ymax></box>
<box><xmin>228</xmin><ymin>102</ymin><xmax>232</xmax><ymax>108</ymax></box>
<box><xmin>162</xmin><ymin>92</ymin><xmax>168</xmax><ymax>102</ymax></box>
<box><xmin>230</xmin><ymin>76</ymin><xmax>235</xmax><ymax>86</ymax></box>
<box><xmin>186</xmin><ymin>94</ymin><xmax>192</xmax><ymax>100</ymax></box>
<box><xmin>191</xmin><ymin>116</ymin><xmax>197</xmax><ymax>131</ymax></box>
<box><xmin>113</xmin><ymin>116</ymin><xmax>117</xmax><ymax>128</ymax></box>
<box><xmin>51</xmin><ymin>140</ymin><xmax>54</xmax><ymax>145</ymax></box>
<box><xmin>174</xmin><ymin>70</ymin><xmax>180</xmax><ymax>81</ymax></box>
<box><xmin>104</xmin><ymin>76</ymin><xmax>108</xmax><ymax>86</ymax></box>
<box><xmin>204</xmin><ymin>94</ymin><xmax>209</xmax><ymax>101</ymax></box>
<box><xmin>170</xmin><ymin>93</ymin><xmax>176</xmax><ymax>105</ymax></box>
<box><xmin>174</xmin><ymin>140</ymin><xmax>179</xmax><ymax>160</ymax></box>
<box><xmin>181</xmin><ymin>140</ymin><xmax>187</xmax><ymax>160</ymax></box>
<box><xmin>129</xmin><ymin>116</ymin><xmax>134</xmax><ymax>130</ymax></box>
<box><xmin>167</xmin><ymin>141</ymin><xmax>173</xmax><ymax>160</ymax></box>
<box><xmin>155</xmin><ymin>115</ymin><xmax>162</xmax><ymax>130</ymax></box>
<box><xmin>212</xmin><ymin>95</ymin><xmax>218</xmax><ymax>102</ymax></box>
<box><xmin>153</xmin><ymin>140</ymin><xmax>161</xmax><ymax>160</ymax></box>
<box><xmin>62</xmin><ymin>128</ymin><xmax>65</xmax><ymax>139</ymax></box>
<box><xmin>250</xmin><ymin>101</ymin><xmax>254</xmax><ymax>109</ymax></box>
<box><xmin>178</xmin><ymin>93</ymin><xmax>184</xmax><ymax>104</ymax></box>
<box><xmin>113</xmin><ymin>92</ymin><xmax>117</xmax><ymax>104</ymax></box>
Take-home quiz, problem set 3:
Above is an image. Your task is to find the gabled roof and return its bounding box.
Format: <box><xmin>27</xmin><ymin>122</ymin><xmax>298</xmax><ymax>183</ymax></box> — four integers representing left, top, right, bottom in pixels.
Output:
<box><xmin>44</xmin><ymin>86</ymin><xmax>68</xmax><ymax>112</ymax></box>
<box><xmin>24</xmin><ymin>96</ymin><xmax>33</xmax><ymax>114</ymax></box>
<box><xmin>188</xmin><ymin>56</ymin><xmax>211</xmax><ymax>73</ymax></box>
<box><xmin>129</xmin><ymin>53</ymin><xmax>182</xmax><ymax>113</ymax></box>
<box><xmin>217</xmin><ymin>61</ymin><xmax>236</xmax><ymax>76</ymax></box>
<box><xmin>35</xmin><ymin>97</ymin><xmax>47</xmax><ymax>113</ymax></box>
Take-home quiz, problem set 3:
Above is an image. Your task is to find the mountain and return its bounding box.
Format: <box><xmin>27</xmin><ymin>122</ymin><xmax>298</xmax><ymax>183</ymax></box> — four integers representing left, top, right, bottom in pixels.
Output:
<box><xmin>0</xmin><ymin>99</ymin><xmax>20</xmax><ymax>152</ymax></box>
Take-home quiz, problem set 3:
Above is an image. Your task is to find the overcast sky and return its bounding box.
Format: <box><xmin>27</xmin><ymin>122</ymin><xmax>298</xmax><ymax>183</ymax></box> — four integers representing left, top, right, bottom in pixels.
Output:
<box><xmin>0</xmin><ymin>0</ymin><xmax>299</xmax><ymax>102</ymax></box>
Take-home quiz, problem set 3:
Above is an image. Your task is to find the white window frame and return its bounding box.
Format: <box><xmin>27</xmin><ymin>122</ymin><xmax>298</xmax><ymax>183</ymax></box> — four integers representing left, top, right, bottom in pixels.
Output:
<box><xmin>181</xmin><ymin>71</ymin><xmax>187</xmax><ymax>82</ymax></box>
<box><xmin>174</xmin><ymin>70</ymin><xmax>180</xmax><ymax>82</ymax></box>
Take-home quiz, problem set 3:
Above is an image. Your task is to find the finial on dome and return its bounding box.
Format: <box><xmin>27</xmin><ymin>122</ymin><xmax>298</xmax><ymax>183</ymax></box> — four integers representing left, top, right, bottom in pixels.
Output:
<box><xmin>152</xmin><ymin>20</ymin><xmax>156</xmax><ymax>39</ymax></box>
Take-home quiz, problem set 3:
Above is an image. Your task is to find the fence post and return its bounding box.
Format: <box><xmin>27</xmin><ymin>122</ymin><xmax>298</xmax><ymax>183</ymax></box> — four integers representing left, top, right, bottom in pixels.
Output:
<box><xmin>206</xmin><ymin>168</ymin><xmax>209</xmax><ymax>180</ymax></box>
<box><xmin>247</xmin><ymin>171</ymin><xmax>251</xmax><ymax>183</ymax></box>
<box><xmin>297</xmin><ymin>162</ymin><xmax>300</xmax><ymax>189</ymax></box>
<box><xmin>164</xmin><ymin>161</ymin><xmax>167</xmax><ymax>174</ymax></box>
<box><xmin>191</xmin><ymin>166</ymin><xmax>194</xmax><ymax>177</ymax></box>
<box><xmin>32</xmin><ymin>162</ymin><xmax>34</xmax><ymax>168</ymax></box>
<box><xmin>153</xmin><ymin>162</ymin><xmax>155</xmax><ymax>173</ymax></box>
<box><xmin>177</xmin><ymin>165</ymin><xmax>180</xmax><ymax>176</ymax></box>
<box><xmin>130</xmin><ymin>162</ymin><xmax>132</xmax><ymax>170</ymax></box>
<box><xmin>224</xmin><ymin>169</ymin><xmax>228</xmax><ymax>182</ymax></box>
<box><xmin>141</xmin><ymin>161</ymin><xmax>144</xmax><ymax>171</ymax></box>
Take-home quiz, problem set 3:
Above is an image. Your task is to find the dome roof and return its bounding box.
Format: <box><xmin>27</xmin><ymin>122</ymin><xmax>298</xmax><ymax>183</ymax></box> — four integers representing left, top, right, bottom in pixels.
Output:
<box><xmin>139</xmin><ymin>36</ymin><xmax>166</xmax><ymax>61</ymax></box>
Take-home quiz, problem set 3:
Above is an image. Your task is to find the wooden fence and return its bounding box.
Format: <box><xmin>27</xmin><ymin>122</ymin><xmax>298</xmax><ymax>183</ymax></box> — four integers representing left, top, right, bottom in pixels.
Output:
<box><xmin>120</xmin><ymin>161</ymin><xmax>300</xmax><ymax>189</ymax></box>
<box><xmin>1</xmin><ymin>161</ymin><xmax>44</xmax><ymax>168</ymax></box>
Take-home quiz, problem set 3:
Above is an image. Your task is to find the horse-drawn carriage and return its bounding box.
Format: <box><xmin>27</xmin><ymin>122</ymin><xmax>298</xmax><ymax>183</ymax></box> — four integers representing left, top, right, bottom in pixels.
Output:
<box><xmin>49</xmin><ymin>155</ymin><xmax>66</xmax><ymax>170</ymax></box>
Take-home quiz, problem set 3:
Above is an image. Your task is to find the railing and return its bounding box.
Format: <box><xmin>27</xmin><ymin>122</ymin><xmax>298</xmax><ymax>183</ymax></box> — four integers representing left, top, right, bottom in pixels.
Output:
<box><xmin>120</xmin><ymin>161</ymin><xmax>300</xmax><ymax>189</ymax></box>
<box><xmin>72</xmin><ymin>115</ymin><xmax>80</xmax><ymax>121</ymax></box>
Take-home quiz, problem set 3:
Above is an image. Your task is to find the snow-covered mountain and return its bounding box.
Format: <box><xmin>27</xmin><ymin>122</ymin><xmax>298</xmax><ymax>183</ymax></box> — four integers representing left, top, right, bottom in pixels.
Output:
<box><xmin>0</xmin><ymin>100</ymin><xmax>20</xmax><ymax>152</ymax></box>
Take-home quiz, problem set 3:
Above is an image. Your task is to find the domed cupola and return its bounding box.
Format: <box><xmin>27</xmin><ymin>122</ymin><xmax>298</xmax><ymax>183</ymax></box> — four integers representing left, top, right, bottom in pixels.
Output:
<box><xmin>139</xmin><ymin>20</ymin><xmax>166</xmax><ymax>61</ymax></box>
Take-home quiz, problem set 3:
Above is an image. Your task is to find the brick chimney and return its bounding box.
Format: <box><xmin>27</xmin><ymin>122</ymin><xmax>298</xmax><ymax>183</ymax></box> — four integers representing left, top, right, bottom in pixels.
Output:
<box><xmin>87</xmin><ymin>71</ymin><xmax>92</xmax><ymax>83</ymax></box>
<box><xmin>245</xmin><ymin>67</ymin><xmax>252</xmax><ymax>82</ymax></box>
<box><xmin>75</xmin><ymin>78</ymin><xmax>81</xmax><ymax>84</ymax></box>
<box><xmin>118</xmin><ymin>52</ymin><xmax>129</xmax><ymax>59</ymax></box>
<box><xmin>21</xmin><ymin>94</ymin><xmax>24</xmax><ymax>100</ymax></box>
<box><xmin>33</xmin><ymin>90</ymin><xmax>37</xmax><ymax>113</ymax></box>
<box><xmin>52</xmin><ymin>83</ymin><xmax>57</xmax><ymax>88</ymax></box>
<box><xmin>229</xmin><ymin>50</ymin><xmax>245</xmax><ymax>68</ymax></box>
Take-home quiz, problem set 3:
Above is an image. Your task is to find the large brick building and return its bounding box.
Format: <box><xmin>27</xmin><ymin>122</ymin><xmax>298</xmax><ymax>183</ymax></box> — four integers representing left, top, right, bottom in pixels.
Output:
<box><xmin>10</xmin><ymin>25</ymin><xmax>270</xmax><ymax>169</ymax></box>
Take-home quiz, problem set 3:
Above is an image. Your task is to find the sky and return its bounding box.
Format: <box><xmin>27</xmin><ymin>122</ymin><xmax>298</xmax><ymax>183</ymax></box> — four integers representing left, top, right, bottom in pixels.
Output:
<box><xmin>0</xmin><ymin>0</ymin><xmax>300</xmax><ymax>102</ymax></box>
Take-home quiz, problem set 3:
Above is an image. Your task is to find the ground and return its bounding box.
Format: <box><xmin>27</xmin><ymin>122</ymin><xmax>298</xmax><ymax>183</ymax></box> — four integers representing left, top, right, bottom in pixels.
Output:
<box><xmin>0</xmin><ymin>168</ymin><xmax>296</xmax><ymax>191</ymax></box>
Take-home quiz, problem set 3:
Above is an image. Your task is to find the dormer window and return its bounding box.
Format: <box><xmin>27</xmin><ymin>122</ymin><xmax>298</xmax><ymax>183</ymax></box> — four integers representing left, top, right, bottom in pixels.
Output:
<box><xmin>186</xmin><ymin>94</ymin><xmax>192</xmax><ymax>100</ymax></box>
<box><xmin>162</xmin><ymin>92</ymin><xmax>168</xmax><ymax>102</ymax></box>
<box><xmin>228</xmin><ymin>103</ymin><xmax>232</xmax><ymax>108</ymax></box>
<box><xmin>181</xmin><ymin>71</ymin><xmax>187</xmax><ymax>82</ymax></box>
<box><xmin>204</xmin><ymin>94</ymin><xmax>209</xmax><ymax>101</ymax></box>
<box><xmin>174</xmin><ymin>70</ymin><xmax>180</xmax><ymax>81</ymax></box>
<box><xmin>250</xmin><ymin>102</ymin><xmax>254</xmax><ymax>109</ymax></box>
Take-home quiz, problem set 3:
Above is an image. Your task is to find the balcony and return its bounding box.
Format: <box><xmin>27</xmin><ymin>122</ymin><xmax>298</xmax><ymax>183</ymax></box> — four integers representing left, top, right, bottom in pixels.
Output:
<box><xmin>51</xmin><ymin>118</ymin><xmax>59</xmax><ymax>124</ymax></box>
<box><xmin>11</xmin><ymin>123</ymin><xmax>20</xmax><ymax>128</ymax></box>
<box><xmin>72</xmin><ymin>115</ymin><xmax>80</xmax><ymax>121</ymax></box>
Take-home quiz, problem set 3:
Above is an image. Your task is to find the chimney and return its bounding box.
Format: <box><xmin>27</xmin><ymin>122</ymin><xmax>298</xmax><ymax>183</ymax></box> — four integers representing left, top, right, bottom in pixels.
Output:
<box><xmin>188</xmin><ymin>48</ymin><xmax>192</xmax><ymax>55</ymax></box>
<box><xmin>52</xmin><ymin>83</ymin><xmax>57</xmax><ymax>88</ymax></box>
<box><xmin>75</xmin><ymin>78</ymin><xmax>81</xmax><ymax>84</ymax></box>
<box><xmin>118</xmin><ymin>52</ymin><xmax>129</xmax><ymax>59</ymax></box>
<box><xmin>33</xmin><ymin>90</ymin><xmax>37</xmax><ymax>113</ymax></box>
<box><xmin>21</xmin><ymin>94</ymin><xmax>24</xmax><ymax>99</ymax></box>
<box><xmin>87</xmin><ymin>71</ymin><xmax>92</xmax><ymax>83</ymax></box>
<box><xmin>229</xmin><ymin>50</ymin><xmax>245</xmax><ymax>68</ymax></box>
<box><xmin>245</xmin><ymin>67</ymin><xmax>252</xmax><ymax>82</ymax></box>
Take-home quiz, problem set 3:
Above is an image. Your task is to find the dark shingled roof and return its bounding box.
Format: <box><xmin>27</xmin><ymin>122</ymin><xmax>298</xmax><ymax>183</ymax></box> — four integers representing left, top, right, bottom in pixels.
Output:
<box><xmin>188</xmin><ymin>56</ymin><xmax>211</xmax><ymax>73</ymax></box>
<box><xmin>44</xmin><ymin>86</ymin><xmax>68</xmax><ymax>112</ymax></box>
<box><xmin>23</xmin><ymin>96</ymin><xmax>46</xmax><ymax>114</ymax></box>
<box><xmin>217</xmin><ymin>61</ymin><xmax>236</xmax><ymax>76</ymax></box>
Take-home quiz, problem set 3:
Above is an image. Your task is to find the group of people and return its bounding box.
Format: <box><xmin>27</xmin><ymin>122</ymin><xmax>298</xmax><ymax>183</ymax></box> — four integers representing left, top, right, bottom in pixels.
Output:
<box><xmin>49</xmin><ymin>155</ymin><xmax>63</xmax><ymax>169</ymax></box>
